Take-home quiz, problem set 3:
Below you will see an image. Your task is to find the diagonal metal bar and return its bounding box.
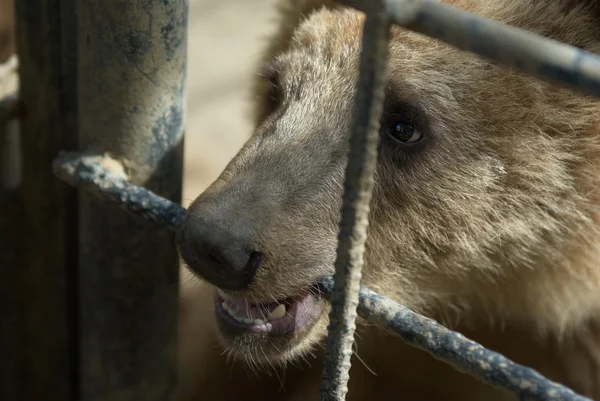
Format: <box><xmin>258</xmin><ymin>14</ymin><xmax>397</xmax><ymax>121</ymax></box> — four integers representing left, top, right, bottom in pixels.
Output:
<box><xmin>318</xmin><ymin>277</ymin><xmax>592</xmax><ymax>401</ymax></box>
<box><xmin>52</xmin><ymin>152</ymin><xmax>591</xmax><ymax>401</ymax></box>
<box><xmin>53</xmin><ymin>152</ymin><xmax>185</xmax><ymax>230</ymax></box>
<box><xmin>319</xmin><ymin>2</ymin><xmax>391</xmax><ymax>401</ymax></box>
<box><xmin>338</xmin><ymin>0</ymin><xmax>600</xmax><ymax>98</ymax></box>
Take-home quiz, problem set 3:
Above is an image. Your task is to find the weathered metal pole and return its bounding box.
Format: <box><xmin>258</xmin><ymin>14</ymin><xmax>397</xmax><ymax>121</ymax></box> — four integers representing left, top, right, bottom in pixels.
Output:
<box><xmin>75</xmin><ymin>1</ymin><xmax>187</xmax><ymax>400</ymax></box>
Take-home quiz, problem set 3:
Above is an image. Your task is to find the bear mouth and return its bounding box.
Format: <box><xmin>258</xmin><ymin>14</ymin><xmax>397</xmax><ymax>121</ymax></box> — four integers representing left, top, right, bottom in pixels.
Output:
<box><xmin>214</xmin><ymin>288</ymin><xmax>323</xmax><ymax>336</ymax></box>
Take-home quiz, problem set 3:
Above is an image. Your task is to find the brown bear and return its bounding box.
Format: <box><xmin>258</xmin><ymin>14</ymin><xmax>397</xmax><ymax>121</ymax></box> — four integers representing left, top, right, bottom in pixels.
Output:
<box><xmin>176</xmin><ymin>0</ymin><xmax>600</xmax><ymax>400</ymax></box>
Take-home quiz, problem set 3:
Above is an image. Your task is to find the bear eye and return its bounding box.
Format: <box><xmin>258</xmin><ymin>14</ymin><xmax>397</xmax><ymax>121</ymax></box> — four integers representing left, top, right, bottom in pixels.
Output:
<box><xmin>258</xmin><ymin>61</ymin><xmax>283</xmax><ymax>120</ymax></box>
<box><xmin>387</xmin><ymin>120</ymin><xmax>422</xmax><ymax>144</ymax></box>
<box><xmin>267</xmin><ymin>79</ymin><xmax>280</xmax><ymax>111</ymax></box>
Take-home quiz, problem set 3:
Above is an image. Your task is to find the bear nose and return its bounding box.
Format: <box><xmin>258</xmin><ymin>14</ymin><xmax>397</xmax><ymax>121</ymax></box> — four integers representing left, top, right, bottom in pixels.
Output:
<box><xmin>176</xmin><ymin>217</ymin><xmax>264</xmax><ymax>290</ymax></box>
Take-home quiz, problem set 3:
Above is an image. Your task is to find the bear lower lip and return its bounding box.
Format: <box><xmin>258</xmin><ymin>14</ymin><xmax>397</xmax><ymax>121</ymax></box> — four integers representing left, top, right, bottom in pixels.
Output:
<box><xmin>213</xmin><ymin>289</ymin><xmax>322</xmax><ymax>335</ymax></box>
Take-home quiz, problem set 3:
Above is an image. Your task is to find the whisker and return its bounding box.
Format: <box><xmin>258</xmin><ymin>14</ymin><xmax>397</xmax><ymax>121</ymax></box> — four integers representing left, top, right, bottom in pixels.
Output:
<box><xmin>353</xmin><ymin>342</ymin><xmax>377</xmax><ymax>376</ymax></box>
<box><xmin>252</xmin><ymin>293</ymin><xmax>269</xmax><ymax>321</ymax></box>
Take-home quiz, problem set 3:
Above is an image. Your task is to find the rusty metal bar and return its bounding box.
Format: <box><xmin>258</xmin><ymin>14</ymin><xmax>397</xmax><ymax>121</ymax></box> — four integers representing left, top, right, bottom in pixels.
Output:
<box><xmin>74</xmin><ymin>1</ymin><xmax>187</xmax><ymax>400</ymax></box>
<box><xmin>52</xmin><ymin>158</ymin><xmax>590</xmax><ymax>401</ymax></box>
<box><xmin>53</xmin><ymin>153</ymin><xmax>185</xmax><ymax>231</ymax></box>
<box><xmin>319</xmin><ymin>2</ymin><xmax>391</xmax><ymax>400</ymax></box>
<box><xmin>339</xmin><ymin>0</ymin><xmax>600</xmax><ymax>98</ymax></box>
<box><xmin>318</xmin><ymin>277</ymin><xmax>593</xmax><ymax>401</ymax></box>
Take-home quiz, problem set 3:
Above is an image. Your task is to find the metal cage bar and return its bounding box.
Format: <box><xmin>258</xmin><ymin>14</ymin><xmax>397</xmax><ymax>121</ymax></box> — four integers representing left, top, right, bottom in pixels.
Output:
<box><xmin>74</xmin><ymin>1</ymin><xmax>187</xmax><ymax>400</ymax></box>
<box><xmin>3</xmin><ymin>1</ymin><xmax>188</xmax><ymax>400</ymax></box>
<box><xmin>343</xmin><ymin>0</ymin><xmax>600</xmax><ymax>98</ymax></box>
<box><xmin>319</xmin><ymin>1</ymin><xmax>391</xmax><ymax>400</ymax></box>
<box><xmin>9</xmin><ymin>1</ymin><xmax>79</xmax><ymax>399</ymax></box>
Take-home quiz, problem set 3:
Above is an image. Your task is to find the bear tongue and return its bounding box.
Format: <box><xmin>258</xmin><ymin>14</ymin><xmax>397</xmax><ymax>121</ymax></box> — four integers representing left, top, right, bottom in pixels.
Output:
<box><xmin>222</xmin><ymin>296</ymin><xmax>286</xmax><ymax>321</ymax></box>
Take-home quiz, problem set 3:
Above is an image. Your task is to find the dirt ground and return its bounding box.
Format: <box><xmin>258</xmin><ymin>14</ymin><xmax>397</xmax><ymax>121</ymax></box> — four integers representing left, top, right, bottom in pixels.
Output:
<box><xmin>0</xmin><ymin>0</ymin><xmax>276</xmax><ymax>205</ymax></box>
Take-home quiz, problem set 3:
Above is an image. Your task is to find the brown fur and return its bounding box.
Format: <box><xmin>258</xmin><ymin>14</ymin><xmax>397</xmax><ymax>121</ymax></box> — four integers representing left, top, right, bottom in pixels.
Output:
<box><xmin>178</xmin><ymin>0</ymin><xmax>600</xmax><ymax>399</ymax></box>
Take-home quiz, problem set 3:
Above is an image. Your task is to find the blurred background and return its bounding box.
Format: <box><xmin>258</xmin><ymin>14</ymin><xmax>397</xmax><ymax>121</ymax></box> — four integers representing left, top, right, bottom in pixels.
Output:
<box><xmin>179</xmin><ymin>0</ymin><xmax>276</xmax><ymax>205</ymax></box>
<box><xmin>0</xmin><ymin>0</ymin><xmax>277</xmax><ymax>205</ymax></box>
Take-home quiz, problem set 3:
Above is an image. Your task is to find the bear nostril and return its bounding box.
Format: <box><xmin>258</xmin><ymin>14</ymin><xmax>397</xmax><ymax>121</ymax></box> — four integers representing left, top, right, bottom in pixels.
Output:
<box><xmin>208</xmin><ymin>253</ymin><xmax>226</xmax><ymax>268</ymax></box>
<box><xmin>177</xmin><ymin>217</ymin><xmax>265</xmax><ymax>290</ymax></box>
<box><xmin>245</xmin><ymin>251</ymin><xmax>264</xmax><ymax>276</ymax></box>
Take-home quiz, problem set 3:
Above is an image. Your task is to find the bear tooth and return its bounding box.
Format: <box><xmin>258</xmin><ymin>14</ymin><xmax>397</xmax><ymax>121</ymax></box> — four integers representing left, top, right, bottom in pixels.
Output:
<box><xmin>223</xmin><ymin>302</ymin><xmax>240</xmax><ymax>319</ymax></box>
<box><xmin>217</xmin><ymin>289</ymin><xmax>233</xmax><ymax>301</ymax></box>
<box><xmin>268</xmin><ymin>304</ymin><xmax>286</xmax><ymax>320</ymax></box>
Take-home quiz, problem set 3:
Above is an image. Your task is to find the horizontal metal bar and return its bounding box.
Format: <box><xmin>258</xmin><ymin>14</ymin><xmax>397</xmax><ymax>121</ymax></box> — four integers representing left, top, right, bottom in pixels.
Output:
<box><xmin>52</xmin><ymin>153</ymin><xmax>185</xmax><ymax>230</ymax></box>
<box><xmin>53</xmin><ymin>151</ymin><xmax>590</xmax><ymax>401</ymax></box>
<box><xmin>339</xmin><ymin>0</ymin><xmax>600</xmax><ymax>98</ymax></box>
<box><xmin>318</xmin><ymin>277</ymin><xmax>592</xmax><ymax>401</ymax></box>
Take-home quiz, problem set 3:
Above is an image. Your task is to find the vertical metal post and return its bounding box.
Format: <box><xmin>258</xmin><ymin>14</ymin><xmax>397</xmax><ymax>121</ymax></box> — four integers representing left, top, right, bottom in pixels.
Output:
<box><xmin>320</xmin><ymin>1</ymin><xmax>391</xmax><ymax>400</ymax></box>
<box><xmin>11</xmin><ymin>0</ymin><xmax>79</xmax><ymax>400</ymax></box>
<box><xmin>76</xmin><ymin>1</ymin><xmax>187</xmax><ymax>400</ymax></box>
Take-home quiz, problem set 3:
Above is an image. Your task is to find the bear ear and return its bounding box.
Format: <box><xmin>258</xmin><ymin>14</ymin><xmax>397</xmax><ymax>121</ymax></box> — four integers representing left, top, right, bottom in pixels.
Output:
<box><xmin>261</xmin><ymin>0</ymin><xmax>338</xmax><ymax>59</ymax></box>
